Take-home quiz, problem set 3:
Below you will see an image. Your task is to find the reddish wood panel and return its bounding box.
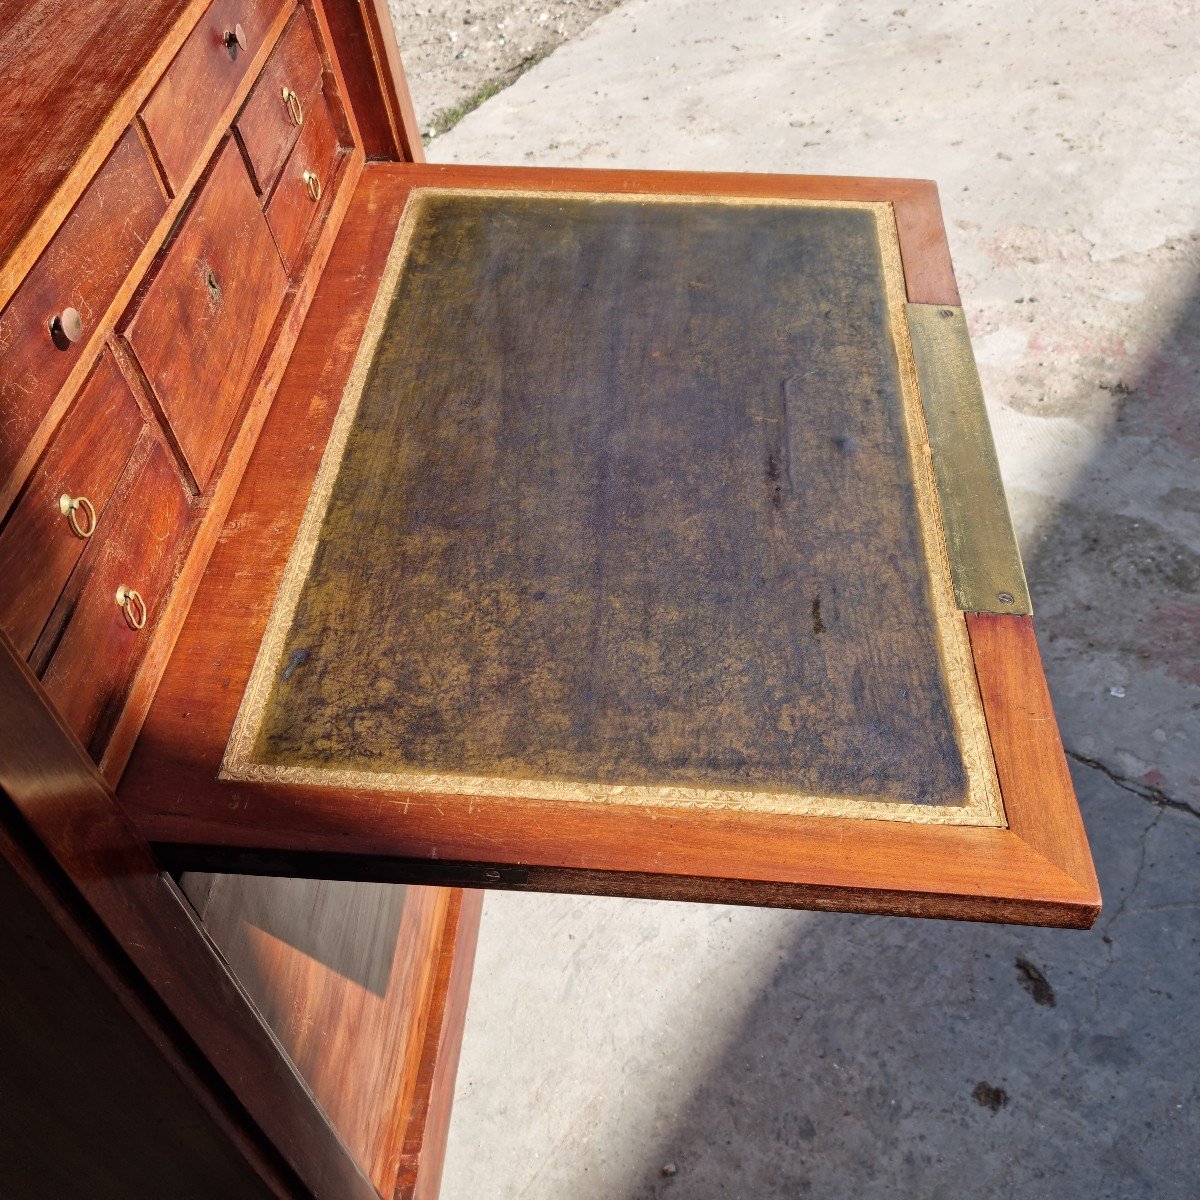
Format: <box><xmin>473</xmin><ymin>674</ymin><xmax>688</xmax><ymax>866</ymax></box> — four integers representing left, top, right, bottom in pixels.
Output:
<box><xmin>893</xmin><ymin>182</ymin><xmax>960</xmax><ymax>306</ymax></box>
<box><xmin>265</xmin><ymin>85</ymin><xmax>342</xmax><ymax>274</ymax></box>
<box><xmin>119</xmin><ymin>164</ymin><xmax>1098</xmax><ymax>928</ymax></box>
<box><xmin>966</xmin><ymin>612</ymin><xmax>1099</xmax><ymax>894</ymax></box>
<box><xmin>0</xmin><ymin>0</ymin><xmax>200</xmax><ymax>305</ymax></box>
<box><xmin>187</xmin><ymin>875</ymin><xmax>457</xmax><ymax>1194</ymax></box>
<box><xmin>126</xmin><ymin>139</ymin><xmax>288</xmax><ymax>491</ymax></box>
<box><xmin>0</xmin><ymin>634</ymin><xmax>380</xmax><ymax>1200</ymax></box>
<box><xmin>397</xmin><ymin>888</ymin><xmax>483</xmax><ymax>1200</ymax></box>
<box><xmin>235</xmin><ymin>6</ymin><xmax>325</xmax><ymax>195</ymax></box>
<box><xmin>0</xmin><ymin>127</ymin><xmax>165</xmax><ymax>514</ymax></box>
<box><xmin>320</xmin><ymin>0</ymin><xmax>425</xmax><ymax>163</ymax></box>
<box><xmin>98</xmin><ymin>142</ymin><xmax>366</xmax><ymax>785</ymax></box>
<box><xmin>40</xmin><ymin>440</ymin><xmax>191</xmax><ymax>754</ymax></box>
<box><xmin>0</xmin><ymin>355</ymin><xmax>143</xmax><ymax>658</ymax></box>
<box><xmin>141</xmin><ymin>0</ymin><xmax>292</xmax><ymax>193</ymax></box>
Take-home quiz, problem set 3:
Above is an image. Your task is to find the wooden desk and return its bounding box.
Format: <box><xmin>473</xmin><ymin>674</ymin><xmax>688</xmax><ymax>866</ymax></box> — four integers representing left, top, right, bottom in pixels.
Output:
<box><xmin>0</xmin><ymin>2</ymin><xmax>1098</xmax><ymax>1197</ymax></box>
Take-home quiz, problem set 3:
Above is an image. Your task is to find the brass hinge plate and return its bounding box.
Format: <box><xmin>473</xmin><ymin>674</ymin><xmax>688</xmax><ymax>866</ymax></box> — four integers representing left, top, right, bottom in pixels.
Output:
<box><xmin>905</xmin><ymin>303</ymin><xmax>1032</xmax><ymax>616</ymax></box>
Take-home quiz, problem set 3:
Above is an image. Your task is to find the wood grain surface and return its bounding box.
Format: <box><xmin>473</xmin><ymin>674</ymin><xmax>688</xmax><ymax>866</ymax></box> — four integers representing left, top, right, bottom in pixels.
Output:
<box><xmin>182</xmin><ymin>873</ymin><xmax>456</xmax><ymax>1195</ymax></box>
<box><xmin>0</xmin><ymin>354</ymin><xmax>144</xmax><ymax>658</ymax></box>
<box><xmin>120</xmin><ymin>164</ymin><xmax>1099</xmax><ymax>926</ymax></box>
<box><xmin>40</xmin><ymin>440</ymin><xmax>191</xmax><ymax>754</ymax></box>
<box><xmin>967</xmin><ymin>611</ymin><xmax>1099</xmax><ymax>894</ymax></box>
<box><xmin>126</xmin><ymin>138</ymin><xmax>288</xmax><ymax>491</ymax></box>
<box><xmin>140</xmin><ymin>0</ymin><xmax>292</xmax><ymax>192</ymax></box>
<box><xmin>265</xmin><ymin>86</ymin><xmax>343</xmax><ymax>275</ymax></box>
<box><xmin>321</xmin><ymin>0</ymin><xmax>426</xmax><ymax>163</ymax></box>
<box><xmin>0</xmin><ymin>0</ymin><xmax>201</xmax><ymax>307</ymax></box>
<box><xmin>395</xmin><ymin>888</ymin><xmax>483</xmax><ymax>1200</ymax></box>
<box><xmin>0</xmin><ymin>127</ymin><xmax>165</xmax><ymax>513</ymax></box>
<box><xmin>236</xmin><ymin>6</ymin><xmax>326</xmax><ymax>195</ymax></box>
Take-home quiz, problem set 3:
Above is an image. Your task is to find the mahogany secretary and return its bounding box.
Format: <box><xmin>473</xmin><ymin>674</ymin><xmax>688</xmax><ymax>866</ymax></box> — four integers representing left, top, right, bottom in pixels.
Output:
<box><xmin>0</xmin><ymin>1</ymin><xmax>1098</xmax><ymax>1197</ymax></box>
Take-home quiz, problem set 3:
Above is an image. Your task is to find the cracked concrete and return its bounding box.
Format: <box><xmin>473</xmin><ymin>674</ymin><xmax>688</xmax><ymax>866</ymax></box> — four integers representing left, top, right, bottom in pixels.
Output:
<box><xmin>383</xmin><ymin>1</ymin><xmax>1200</xmax><ymax>1194</ymax></box>
<box><xmin>1067</xmin><ymin>751</ymin><xmax>1200</xmax><ymax>823</ymax></box>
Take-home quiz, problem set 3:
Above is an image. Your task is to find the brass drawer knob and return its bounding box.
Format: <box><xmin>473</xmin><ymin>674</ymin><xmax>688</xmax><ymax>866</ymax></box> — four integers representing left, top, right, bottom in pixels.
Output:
<box><xmin>224</xmin><ymin>23</ymin><xmax>247</xmax><ymax>60</ymax></box>
<box><xmin>59</xmin><ymin>493</ymin><xmax>96</xmax><ymax>539</ymax></box>
<box><xmin>282</xmin><ymin>86</ymin><xmax>304</xmax><ymax>127</ymax></box>
<box><xmin>303</xmin><ymin>170</ymin><xmax>321</xmax><ymax>203</ymax></box>
<box><xmin>115</xmin><ymin>585</ymin><xmax>148</xmax><ymax>631</ymax></box>
<box><xmin>49</xmin><ymin>307</ymin><xmax>84</xmax><ymax>350</ymax></box>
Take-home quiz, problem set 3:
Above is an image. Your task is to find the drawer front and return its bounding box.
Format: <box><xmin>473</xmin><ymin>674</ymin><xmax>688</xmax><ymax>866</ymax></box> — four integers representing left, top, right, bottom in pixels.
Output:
<box><xmin>41</xmin><ymin>441</ymin><xmax>190</xmax><ymax>755</ymax></box>
<box><xmin>234</xmin><ymin>6</ymin><xmax>325</xmax><ymax>196</ymax></box>
<box><xmin>0</xmin><ymin>355</ymin><xmax>143</xmax><ymax>658</ymax></box>
<box><xmin>265</xmin><ymin>84</ymin><xmax>340</xmax><ymax>277</ymax></box>
<box><xmin>126</xmin><ymin>138</ymin><xmax>288</xmax><ymax>491</ymax></box>
<box><xmin>0</xmin><ymin>128</ymin><xmax>165</xmax><ymax>509</ymax></box>
<box><xmin>141</xmin><ymin>0</ymin><xmax>292</xmax><ymax>192</ymax></box>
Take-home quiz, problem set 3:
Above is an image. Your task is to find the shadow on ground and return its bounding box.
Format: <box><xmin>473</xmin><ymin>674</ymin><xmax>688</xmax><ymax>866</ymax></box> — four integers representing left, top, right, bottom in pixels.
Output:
<box><xmin>624</xmin><ymin>287</ymin><xmax>1200</xmax><ymax>1199</ymax></box>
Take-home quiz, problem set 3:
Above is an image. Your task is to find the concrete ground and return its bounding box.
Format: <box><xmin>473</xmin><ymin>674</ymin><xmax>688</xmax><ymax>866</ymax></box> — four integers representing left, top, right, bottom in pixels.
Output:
<box><xmin>389</xmin><ymin>2</ymin><xmax>1200</xmax><ymax>1195</ymax></box>
<box><xmin>388</xmin><ymin>0</ymin><xmax>624</xmax><ymax>136</ymax></box>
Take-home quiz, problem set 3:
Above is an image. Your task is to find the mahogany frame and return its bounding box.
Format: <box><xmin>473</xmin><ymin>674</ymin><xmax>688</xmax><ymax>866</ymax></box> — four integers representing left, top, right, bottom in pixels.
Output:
<box><xmin>118</xmin><ymin>162</ymin><xmax>1100</xmax><ymax>929</ymax></box>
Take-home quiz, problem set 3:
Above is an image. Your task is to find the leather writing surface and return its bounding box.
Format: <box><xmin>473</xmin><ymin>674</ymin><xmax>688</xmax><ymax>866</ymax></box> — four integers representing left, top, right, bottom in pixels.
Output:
<box><xmin>225</xmin><ymin>190</ymin><xmax>1001</xmax><ymax>826</ymax></box>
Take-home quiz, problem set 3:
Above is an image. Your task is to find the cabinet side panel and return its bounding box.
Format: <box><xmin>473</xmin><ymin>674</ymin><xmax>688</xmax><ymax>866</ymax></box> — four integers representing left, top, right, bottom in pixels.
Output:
<box><xmin>0</xmin><ymin>805</ymin><xmax>285</xmax><ymax>1200</ymax></box>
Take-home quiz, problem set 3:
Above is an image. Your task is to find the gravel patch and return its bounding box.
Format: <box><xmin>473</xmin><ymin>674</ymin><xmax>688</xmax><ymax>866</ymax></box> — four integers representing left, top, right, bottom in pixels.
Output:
<box><xmin>387</xmin><ymin>0</ymin><xmax>626</xmax><ymax>142</ymax></box>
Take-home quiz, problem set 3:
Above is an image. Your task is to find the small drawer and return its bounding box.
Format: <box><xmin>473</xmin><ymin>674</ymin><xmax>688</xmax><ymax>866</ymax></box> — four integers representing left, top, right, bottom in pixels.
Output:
<box><xmin>234</xmin><ymin>6</ymin><xmax>325</xmax><ymax>196</ymax></box>
<box><xmin>0</xmin><ymin>355</ymin><xmax>143</xmax><ymax>658</ymax></box>
<box><xmin>40</xmin><ymin>441</ymin><xmax>191</xmax><ymax>756</ymax></box>
<box><xmin>141</xmin><ymin>0</ymin><xmax>292</xmax><ymax>193</ymax></box>
<box><xmin>125</xmin><ymin>138</ymin><xmax>288</xmax><ymax>491</ymax></box>
<box><xmin>0</xmin><ymin>128</ymin><xmax>165</xmax><ymax>508</ymax></box>
<box><xmin>265</xmin><ymin>83</ymin><xmax>341</xmax><ymax>277</ymax></box>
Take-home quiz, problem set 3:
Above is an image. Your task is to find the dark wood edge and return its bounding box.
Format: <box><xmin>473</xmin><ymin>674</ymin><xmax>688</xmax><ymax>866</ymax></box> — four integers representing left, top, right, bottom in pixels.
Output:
<box><xmin>0</xmin><ymin>634</ymin><xmax>380</xmax><ymax>1200</ymax></box>
<box><xmin>307</xmin><ymin>0</ymin><xmax>368</xmax><ymax>157</ymax></box>
<box><xmin>140</xmin><ymin>779</ymin><xmax>1099</xmax><ymax>923</ymax></box>
<box><xmin>360</xmin><ymin>0</ymin><xmax>426</xmax><ymax>161</ymax></box>
<box><xmin>395</xmin><ymin>889</ymin><xmax>483</xmax><ymax>1200</ymax></box>
<box><xmin>156</xmin><ymin>843</ymin><xmax>1093</xmax><ymax>930</ymax></box>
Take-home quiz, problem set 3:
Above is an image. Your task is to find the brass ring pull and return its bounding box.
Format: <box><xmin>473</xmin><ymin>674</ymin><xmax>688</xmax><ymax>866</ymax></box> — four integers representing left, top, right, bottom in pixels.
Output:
<box><xmin>115</xmin><ymin>585</ymin><xmax>148</xmax><ymax>631</ymax></box>
<box><xmin>282</xmin><ymin>86</ymin><xmax>304</xmax><ymax>127</ymax></box>
<box><xmin>303</xmin><ymin>170</ymin><xmax>321</xmax><ymax>203</ymax></box>
<box><xmin>59</xmin><ymin>493</ymin><xmax>97</xmax><ymax>539</ymax></box>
